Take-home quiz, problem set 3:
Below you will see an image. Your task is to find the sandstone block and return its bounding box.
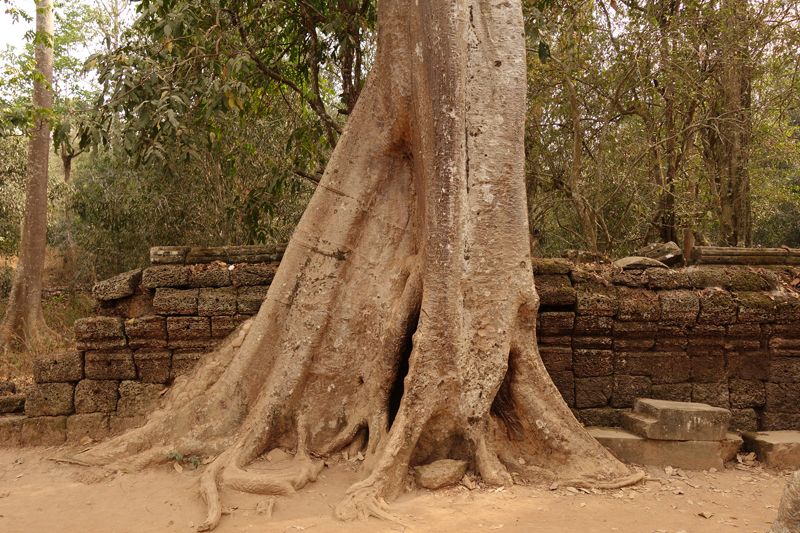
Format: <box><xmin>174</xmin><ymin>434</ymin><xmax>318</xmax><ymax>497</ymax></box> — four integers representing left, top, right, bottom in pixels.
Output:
<box><xmin>690</xmin><ymin>355</ymin><xmax>726</xmax><ymax>383</ymax></box>
<box><xmin>539</xmin><ymin>346</ymin><xmax>572</xmax><ymax>372</ymax></box>
<box><xmin>743</xmin><ymin>431</ymin><xmax>800</xmax><ymax>468</ymax></box>
<box><xmin>659</xmin><ymin>290</ymin><xmax>699</xmax><ymax>326</ymax></box>
<box><xmin>736</xmin><ymin>292</ymin><xmax>776</xmax><ymax>323</ymax></box>
<box><xmin>647</xmin><ymin>268</ymin><xmax>692</xmax><ymax>290</ymax></box>
<box><xmin>774</xmin><ymin>293</ymin><xmax>800</xmax><ymax>323</ymax></box>
<box><xmin>117</xmin><ymin>381</ymin><xmax>166</xmax><ymax>417</ymax></box>
<box><xmin>20</xmin><ymin>416</ymin><xmax>67</xmax><ymax>446</ymax></box>
<box><xmin>613</xmin><ymin>321</ymin><xmax>658</xmax><ymax>338</ymax></box>
<box><xmin>621</xmin><ymin>398</ymin><xmax>730</xmax><ymax>441</ymax></box>
<box><xmin>25</xmin><ymin>382</ymin><xmax>74</xmax><ymax>416</ymax></box>
<box><xmin>692</xmin><ymin>383</ymin><xmax>729</xmax><ymax>408</ymax></box>
<box><xmin>537</xmin><ymin>311</ymin><xmax>574</xmax><ymax>336</ymax></box>
<box><xmin>75</xmin><ymin>379</ymin><xmax>119</xmax><ymax>413</ymax></box>
<box><xmin>535</xmin><ymin>275</ymin><xmax>576</xmax><ymax>306</ymax></box>
<box><xmin>102</xmin><ymin>289</ymin><xmax>155</xmax><ymax>319</ymax></box>
<box><xmin>66</xmin><ymin>413</ymin><xmax>110</xmax><ymax>442</ymax></box>
<box><xmin>614</xmin><ymin>338</ymin><xmax>655</xmax><ymax>351</ymax></box>
<box><xmin>729</xmin><ymin>379</ymin><xmax>766</xmax><ymax>408</ymax></box>
<box><xmin>611</xmin><ymin>375</ymin><xmax>652</xmax><ymax>408</ymax></box>
<box><xmin>575</xmin><ymin>407</ymin><xmax>623</xmax><ymax>427</ymax></box>
<box><xmin>141</xmin><ymin>265</ymin><xmax>190</xmax><ymax>288</ymax></box>
<box><xmin>33</xmin><ymin>351</ymin><xmax>83</xmax><ymax>383</ymax></box>
<box><xmin>616</xmin><ymin>287</ymin><xmax>660</xmax><ymax>322</ymax></box>
<box><xmin>589</xmin><ymin>427</ymin><xmax>741</xmax><ymax>470</ymax></box>
<box><xmin>727</xmin><ymin>322</ymin><xmax>762</xmax><ymax>337</ymax></box>
<box><xmin>605</xmin><ymin>267</ymin><xmax>649</xmax><ymax>287</ymax></box>
<box><xmin>92</xmin><ymin>269</ymin><xmax>142</xmax><ymax>301</ymax></box>
<box><xmin>575</xmin><ymin>284</ymin><xmax>617</xmax><ymax>317</ymax></box>
<box><xmin>153</xmin><ymin>288</ymin><xmax>198</xmax><ymax>315</ymax></box>
<box><xmin>651</xmin><ymin>354</ymin><xmax>690</xmax><ymax>384</ymax></box>
<box><xmin>726</xmin><ymin>351</ymin><xmax>770</xmax><ymax>381</ymax></box>
<box><xmin>230</xmin><ymin>263</ymin><xmax>278</xmax><ymax>286</ymax></box>
<box><xmin>729</xmin><ymin>409</ymin><xmax>758</xmax><ymax>432</ymax></box>
<box><xmin>766</xmin><ymin>383</ymin><xmax>800</xmax><ymax>413</ymax></box>
<box><xmin>770</xmin><ymin>357</ymin><xmax>800</xmax><ymax>383</ymax></box>
<box><xmin>85</xmin><ymin>349</ymin><xmax>136</xmax><ymax>380</ymax></box>
<box><xmin>650</xmin><ymin>383</ymin><xmax>693</xmax><ymax>403</ymax></box>
<box><xmin>697</xmin><ymin>290</ymin><xmax>737</xmax><ymax>325</ymax></box>
<box><xmin>727</xmin><ymin>269</ymin><xmax>771</xmax><ymax>292</ymax></box>
<box><xmin>572</xmin><ymin>336</ymin><xmax>612</xmax><ymax>349</ymax></box>
<box><xmin>687</xmin><ymin>266</ymin><xmax>732</xmax><ymax>289</ymax></box>
<box><xmin>573</xmin><ymin>315</ymin><xmax>613</xmax><ymax>336</ymax></box>
<box><xmin>150</xmin><ymin>246</ymin><xmax>190</xmax><ymax>265</ymax></box>
<box><xmin>198</xmin><ymin>287</ymin><xmax>237</xmax><ymax>316</ymax></box>
<box><xmin>74</xmin><ymin>317</ymin><xmax>127</xmax><ymax>351</ymax></box>
<box><xmin>613</xmin><ymin>352</ymin><xmax>653</xmax><ymax>376</ymax></box>
<box><xmin>414</xmin><ymin>459</ymin><xmax>467</xmax><ymax>489</ymax></box>
<box><xmin>134</xmin><ymin>349</ymin><xmax>172</xmax><ymax>383</ymax></box>
<box><xmin>538</xmin><ymin>335</ymin><xmax>572</xmax><ymax>346</ymax></box>
<box><xmin>237</xmin><ymin>286</ymin><xmax>269</xmax><ymax>315</ymax></box>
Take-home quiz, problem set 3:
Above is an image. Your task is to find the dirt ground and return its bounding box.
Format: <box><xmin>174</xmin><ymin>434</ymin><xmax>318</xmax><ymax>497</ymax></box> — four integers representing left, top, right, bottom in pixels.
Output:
<box><xmin>0</xmin><ymin>445</ymin><xmax>792</xmax><ymax>533</ymax></box>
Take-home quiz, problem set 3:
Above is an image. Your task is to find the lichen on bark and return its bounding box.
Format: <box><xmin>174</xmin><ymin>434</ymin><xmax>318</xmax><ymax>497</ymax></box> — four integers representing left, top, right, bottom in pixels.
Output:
<box><xmin>78</xmin><ymin>0</ymin><xmax>640</xmax><ymax>529</ymax></box>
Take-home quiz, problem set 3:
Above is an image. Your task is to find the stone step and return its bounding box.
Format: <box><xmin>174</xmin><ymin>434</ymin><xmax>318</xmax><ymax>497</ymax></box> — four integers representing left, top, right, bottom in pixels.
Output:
<box><xmin>621</xmin><ymin>398</ymin><xmax>730</xmax><ymax>441</ymax></box>
<box><xmin>742</xmin><ymin>431</ymin><xmax>800</xmax><ymax>468</ymax></box>
<box><xmin>589</xmin><ymin>427</ymin><xmax>741</xmax><ymax>470</ymax></box>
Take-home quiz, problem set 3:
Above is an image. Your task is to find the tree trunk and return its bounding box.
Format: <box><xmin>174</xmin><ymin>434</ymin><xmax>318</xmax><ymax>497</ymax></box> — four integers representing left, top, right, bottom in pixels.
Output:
<box><xmin>79</xmin><ymin>0</ymin><xmax>639</xmax><ymax>529</ymax></box>
<box><xmin>0</xmin><ymin>0</ymin><xmax>55</xmax><ymax>352</ymax></box>
<box><xmin>771</xmin><ymin>471</ymin><xmax>800</xmax><ymax>533</ymax></box>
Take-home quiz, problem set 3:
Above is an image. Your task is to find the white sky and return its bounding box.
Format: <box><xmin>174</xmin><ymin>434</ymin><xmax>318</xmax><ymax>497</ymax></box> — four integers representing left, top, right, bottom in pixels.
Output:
<box><xmin>1</xmin><ymin>0</ymin><xmax>36</xmax><ymax>54</ymax></box>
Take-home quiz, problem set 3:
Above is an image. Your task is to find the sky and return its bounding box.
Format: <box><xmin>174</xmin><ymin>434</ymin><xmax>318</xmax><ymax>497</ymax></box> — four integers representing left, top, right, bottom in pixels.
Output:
<box><xmin>1</xmin><ymin>0</ymin><xmax>36</xmax><ymax>55</ymax></box>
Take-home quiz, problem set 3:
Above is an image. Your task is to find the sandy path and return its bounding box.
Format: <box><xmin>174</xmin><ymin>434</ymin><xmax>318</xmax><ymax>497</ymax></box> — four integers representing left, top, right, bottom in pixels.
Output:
<box><xmin>0</xmin><ymin>446</ymin><xmax>789</xmax><ymax>533</ymax></box>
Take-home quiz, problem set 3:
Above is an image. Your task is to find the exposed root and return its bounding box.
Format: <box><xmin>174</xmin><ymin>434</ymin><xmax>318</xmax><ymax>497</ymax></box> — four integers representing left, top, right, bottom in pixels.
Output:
<box><xmin>558</xmin><ymin>470</ymin><xmax>646</xmax><ymax>490</ymax></box>
<box><xmin>197</xmin><ymin>452</ymin><xmax>228</xmax><ymax>532</ymax></box>
<box><xmin>335</xmin><ymin>486</ymin><xmax>407</xmax><ymax>526</ymax></box>
<box><xmin>223</xmin><ymin>455</ymin><xmax>324</xmax><ymax>495</ymax></box>
<box><xmin>48</xmin><ymin>458</ymin><xmax>92</xmax><ymax>467</ymax></box>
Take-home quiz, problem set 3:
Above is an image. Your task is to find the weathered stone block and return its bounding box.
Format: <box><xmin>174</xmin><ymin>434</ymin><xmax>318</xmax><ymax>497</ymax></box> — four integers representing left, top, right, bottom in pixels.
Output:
<box><xmin>75</xmin><ymin>379</ymin><xmax>119</xmax><ymax>413</ymax></box>
<box><xmin>590</xmin><ymin>427</ymin><xmax>741</xmax><ymax>470</ymax></box>
<box><xmin>0</xmin><ymin>394</ymin><xmax>24</xmax><ymax>413</ymax></box>
<box><xmin>0</xmin><ymin>416</ymin><xmax>23</xmax><ymax>446</ymax></box>
<box><xmin>616</xmin><ymin>287</ymin><xmax>660</xmax><ymax>322</ymax></box>
<box><xmin>198</xmin><ymin>287</ymin><xmax>238</xmax><ymax>316</ymax></box>
<box><xmin>415</xmin><ymin>459</ymin><xmax>468</xmax><ymax>490</ymax></box>
<box><xmin>211</xmin><ymin>315</ymin><xmax>249</xmax><ymax>338</ymax></box>
<box><xmin>647</xmin><ymin>268</ymin><xmax>692</xmax><ymax>290</ymax></box>
<box><xmin>650</xmin><ymin>383</ymin><xmax>693</xmax><ymax>403</ymax></box>
<box><xmin>614</xmin><ymin>352</ymin><xmax>653</xmax><ymax>376</ymax></box>
<box><xmin>729</xmin><ymin>379</ymin><xmax>766</xmax><ymax>408</ymax></box>
<box><xmin>134</xmin><ymin>349</ymin><xmax>172</xmax><ymax>383</ymax></box>
<box><xmin>66</xmin><ymin>413</ymin><xmax>110</xmax><ymax>442</ymax></box>
<box><xmin>106</xmin><ymin>289</ymin><xmax>155</xmax><ymax>319</ymax></box>
<box><xmin>728</xmin><ymin>269</ymin><xmax>771</xmax><ymax>292</ymax></box>
<box><xmin>150</xmin><ymin>246</ymin><xmax>190</xmax><ymax>265</ymax></box>
<box><xmin>167</xmin><ymin>316</ymin><xmax>211</xmax><ymax>340</ymax></box>
<box><xmin>117</xmin><ymin>381</ymin><xmax>166</xmax><ymax>417</ymax></box>
<box><xmin>729</xmin><ymin>409</ymin><xmax>758</xmax><ymax>432</ymax></box>
<box><xmin>33</xmin><ymin>351</ymin><xmax>83</xmax><ymax>383</ymax></box>
<box><xmin>537</xmin><ymin>312</ymin><xmax>574</xmax><ymax>337</ymax></box>
<box><xmin>743</xmin><ymin>431</ymin><xmax>800</xmax><ymax>468</ymax></box>
<box><xmin>171</xmin><ymin>349</ymin><xmax>203</xmax><ymax>378</ymax></box>
<box><xmin>605</xmin><ymin>267</ymin><xmax>648</xmax><ymax>287</ymax></box>
<box><xmin>698</xmin><ymin>290</ymin><xmax>737</xmax><ymax>325</ymax></box>
<box><xmin>613</xmin><ymin>321</ymin><xmax>658</xmax><ymax>338</ymax></box>
<box><xmin>572</xmin><ymin>336</ymin><xmax>613</xmax><ymax>349</ymax></box>
<box><xmin>774</xmin><ymin>293</ymin><xmax>800</xmax><ymax>323</ymax></box>
<box><xmin>611</xmin><ymin>375</ymin><xmax>652</xmax><ymax>408</ymax></box>
<box><xmin>576</xmin><ymin>407</ymin><xmax>623</xmax><ymax>427</ymax></box>
<box><xmin>237</xmin><ymin>286</ymin><xmax>269</xmax><ymax>315</ymax></box>
<box><xmin>692</xmin><ymin>382</ymin><xmax>729</xmax><ymax>408</ymax></box>
<box><xmin>573</xmin><ymin>349</ymin><xmax>613</xmax><ymax>377</ymax></box>
<box><xmin>153</xmin><ymin>288</ymin><xmax>198</xmax><ymax>315</ymax></box>
<box><xmin>760</xmin><ymin>412</ymin><xmax>800</xmax><ymax>431</ymax></box>
<box><xmin>766</xmin><ymin>383</ymin><xmax>800</xmax><ymax>413</ymax></box>
<box><xmin>74</xmin><ymin>317</ymin><xmax>127</xmax><ymax>351</ymax></box>
<box><xmin>573</xmin><ymin>315</ymin><xmax>613</xmax><ymax>336</ymax></box>
<box><xmin>687</xmin><ymin>266</ymin><xmax>731</xmax><ymax>289</ymax></box>
<box><xmin>84</xmin><ymin>349</ymin><xmax>136</xmax><ymax>380</ymax></box>
<box><xmin>770</xmin><ymin>357</ymin><xmax>800</xmax><ymax>383</ymax></box>
<box><xmin>727</xmin><ymin>323</ymin><xmax>762</xmax><ymax>337</ymax></box>
<box><xmin>537</xmin><ymin>335</ymin><xmax>572</xmax><ymax>346</ymax></box>
<box><xmin>690</xmin><ymin>355</ymin><xmax>726</xmax><ymax>383</ymax></box>
<box><xmin>25</xmin><ymin>382</ymin><xmax>74</xmax><ymax>416</ymax></box>
<box><xmin>141</xmin><ymin>265</ymin><xmax>190</xmax><ymax>288</ymax></box>
<box><xmin>109</xmin><ymin>415</ymin><xmax>147</xmax><ymax>435</ymax></box>
<box><xmin>633</xmin><ymin>241</ymin><xmax>683</xmax><ymax>266</ymax></box>
<box><xmin>621</xmin><ymin>398</ymin><xmax>730</xmax><ymax>441</ymax></box>
<box><xmin>736</xmin><ymin>292</ymin><xmax>776</xmax><ymax>323</ymax></box>
<box><xmin>92</xmin><ymin>269</ymin><xmax>142</xmax><ymax>301</ymax></box>
<box><xmin>20</xmin><ymin>416</ymin><xmax>66</xmax><ymax>446</ymax></box>
<box><xmin>727</xmin><ymin>351</ymin><xmax>770</xmax><ymax>381</ymax></box>
<box><xmin>651</xmin><ymin>354</ymin><xmax>690</xmax><ymax>384</ymax></box>
<box><xmin>659</xmin><ymin>290</ymin><xmax>699</xmax><ymax>326</ymax></box>
<box><xmin>614</xmin><ymin>338</ymin><xmax>655</xmax><ymax>351</ymax></box>
<box><xmin>539</xmin><ymin>346</ymin><xmax>572</xmax><ymax>372</ymax></box>
<box><xmin>167</xmin><ymin>339</ymin><xmax>217</xmax><ymax>350</ymax></box>
<box><xmin>575</xmin><ymin>376</ymin><xmax>612</xmax><ymax>408</ymax></box>
<box><xmin>230</xmin><ymin>263</ymin><xmax>278</xmax><ymax>286</ymax></box>
<box><xmin>575</xmin><ymin>284</ymin><xmax>617</xmax><ymax>317</ymax></box>
<box><xmin>550</xmin><ymin>370</ymin><xmax>575</xmax><ymax>406</ymax></box>
<box><xmin>124</xmin><ymin>315</ymin><xmax>167</xmax><ymax>349</ymax></box>
<box><xmin>654</xmin><ymin>326</ymin><xmax>688</xmax><ymax>352</ymax></box>
<box><xmin>535</xmin><ymin>275</ymin><xmax>576</xmax><ymax>306</ymax></box>
<box><xmin>532</xmin><ymin>258</ymin><xmax>572</xmax><ymax>275</ymax></box>
<box><xmin>188</xmin><ymin>263</ymin><xmax>231</xmax><ymax>288</ymax></box>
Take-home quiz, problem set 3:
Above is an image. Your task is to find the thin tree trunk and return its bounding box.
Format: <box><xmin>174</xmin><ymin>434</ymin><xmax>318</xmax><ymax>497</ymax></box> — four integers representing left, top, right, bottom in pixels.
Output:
<box><xmin>0</xmin><ymin>0</ymin><xmax>56</xmax><ymax>351</ymax></box>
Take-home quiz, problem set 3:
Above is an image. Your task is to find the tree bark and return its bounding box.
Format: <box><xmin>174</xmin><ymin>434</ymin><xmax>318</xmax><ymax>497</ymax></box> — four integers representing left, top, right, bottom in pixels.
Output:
<box><xmin>79</xmin><ymin>0</ymin><xmax>639</xmax><ymax>529</ymax></box>
<box><xmin>0</xmin><ymin>0</ymin><xmax>55</xmax><ymax>352</ymax></box>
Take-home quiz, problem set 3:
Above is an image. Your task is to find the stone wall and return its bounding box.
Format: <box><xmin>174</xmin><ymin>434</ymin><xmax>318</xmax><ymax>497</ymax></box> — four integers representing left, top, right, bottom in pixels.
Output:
<box><xmin>534</xmin><ymin>258</ymin><xmax>800</xmax><ymax>433</ymax></box>
<box><xmin>4</xmin><ymin>244</ymin><xmax>800</xmax><ymax>446</ymax></box>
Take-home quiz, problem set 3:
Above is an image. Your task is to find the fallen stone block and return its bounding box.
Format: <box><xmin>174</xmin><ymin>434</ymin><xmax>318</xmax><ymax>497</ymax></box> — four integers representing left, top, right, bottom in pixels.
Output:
<box><xmin>92</xmin><ymin>269</ymin><xmax>142</xmax><ymax>301</ymax></box>
<box><xmin>742</xmin><ymin>431</ymin><xmax>800</xmax><ymax>468</ymax></box>
<box><xmin>632</xmin><ymin>241</ymin><xmax>682</xmax><ymax>266</ymax></box>
<box><xmin>25</xmin><ymin>382</ymin><xmax>75</xmax><ymax>416</ymax></box>
<box><xmin>621</xmin><ymin>398</ymin><xmax>730</xmax><ymax>441</ymax></box>
<box><xmin>75</xmin><ymin>379</ymin><xmax>119</xmax><ymax>413</ymax></box>
<box><xmin>85</xmin><ymin>349</ymin><xmax>136</xmax><ymax>380</ymax></box>
<box><xmin>414</xmin><ymin>459</ymin><xmax>467</xmax><ymax>489</ymax></box>
<box><xmin>33</xmin><ymin>351</ymin><xmax>84</xmax><ymax>383</ymax></box>
<box><xmin>589</xmin><ymin>427</ymin><xmax>741</xmax><ymax>470</ymax></box>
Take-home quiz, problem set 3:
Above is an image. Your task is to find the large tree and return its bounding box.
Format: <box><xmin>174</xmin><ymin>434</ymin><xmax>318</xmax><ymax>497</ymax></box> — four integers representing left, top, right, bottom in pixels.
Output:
<box><xmin>0</xmin><ymin>0</ymin><xmax>56</xmax><ymax>351</ymax></box>
<box><xmin>80</xmin><ymin>0</ymin><xmax>641</xmax><ymax>529</ymax></box>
